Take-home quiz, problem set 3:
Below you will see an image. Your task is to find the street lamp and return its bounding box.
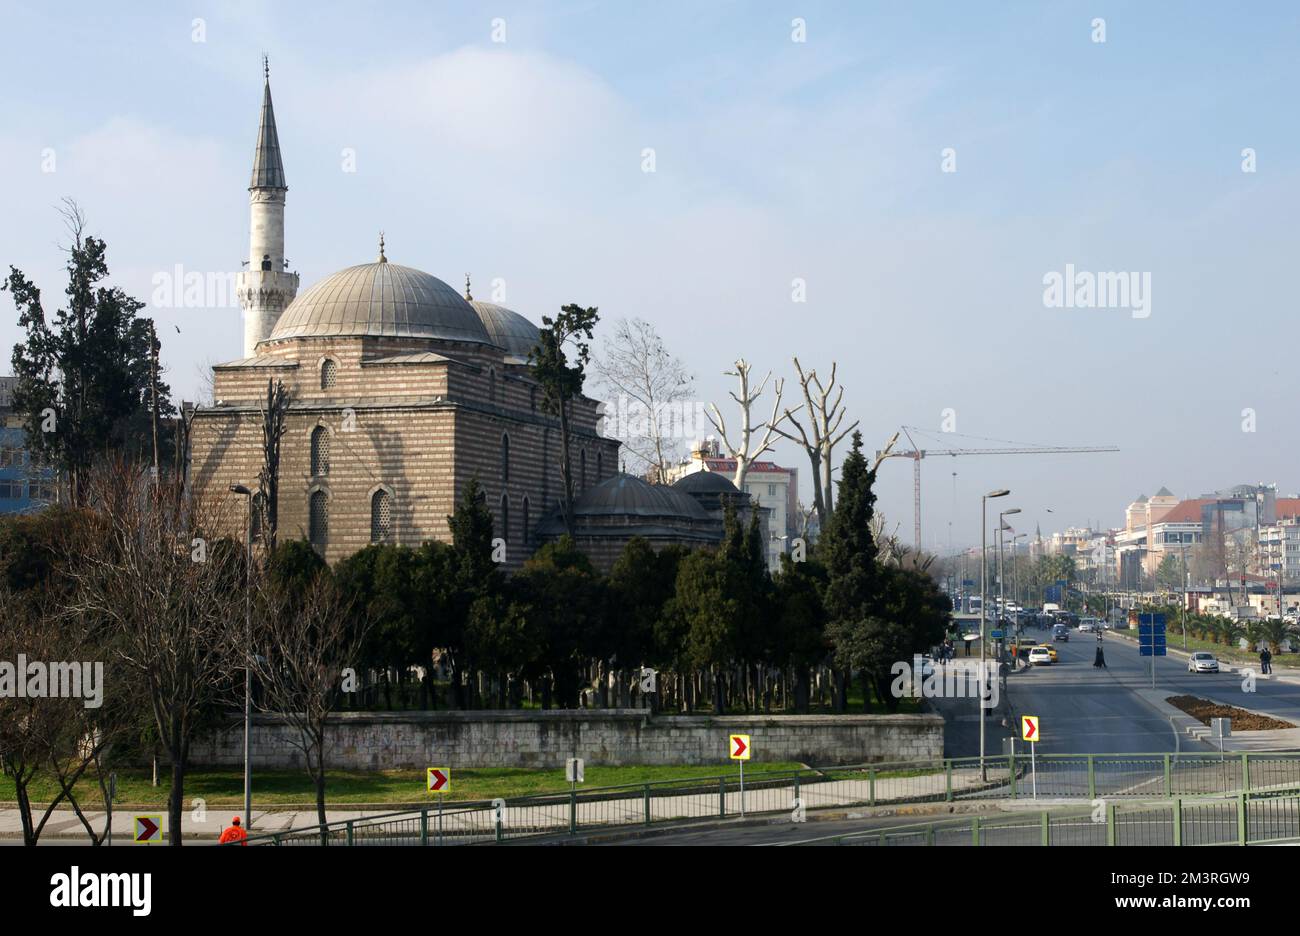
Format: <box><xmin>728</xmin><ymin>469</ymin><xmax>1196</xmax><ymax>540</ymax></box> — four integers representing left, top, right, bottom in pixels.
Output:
<box><xmin>229</xmin><ymin>483</ymin><xmax>254</xmax><ymax>830</ymax></box>
<box><xmin>980</xmin><ymin>488</ymin><xmax>1010</xmax><ymax>780</ymax></box>
<box><xmin>999</xmin><ymin>509</ymin><xmax>1021</xmax><ymax>641</ymax></box>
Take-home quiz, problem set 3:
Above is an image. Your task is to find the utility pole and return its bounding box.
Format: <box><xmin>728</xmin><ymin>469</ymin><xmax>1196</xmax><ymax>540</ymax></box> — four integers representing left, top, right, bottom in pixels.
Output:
<box><xmin>149</xmin><ymin>320</ymin><xmax>160</xmax><ymax>482</ymax></box>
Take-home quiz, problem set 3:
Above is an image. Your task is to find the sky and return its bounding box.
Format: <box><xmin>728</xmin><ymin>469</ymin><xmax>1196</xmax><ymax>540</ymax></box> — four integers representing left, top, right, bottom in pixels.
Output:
<box><xmin>2</xmin><ymin>0</ymin><xmax>1298</xmax><ymax>551</ymax></box>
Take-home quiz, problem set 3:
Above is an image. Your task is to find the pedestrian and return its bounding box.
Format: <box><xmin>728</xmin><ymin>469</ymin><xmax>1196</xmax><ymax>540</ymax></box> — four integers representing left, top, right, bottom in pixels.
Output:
<box><xmin>1094</xmin><ymin>634</ymin><xmax>1106</xmax><ymax>668</ymax></box>
<box><xmin>219</xmin><ymin>816</ymin><xmax>248</xmax><ymax>846</ymax></box>
<box><xmin>1261</xmin><ymin>646</ymin><xmax>1273</xmax><ymax>675</ymax></box>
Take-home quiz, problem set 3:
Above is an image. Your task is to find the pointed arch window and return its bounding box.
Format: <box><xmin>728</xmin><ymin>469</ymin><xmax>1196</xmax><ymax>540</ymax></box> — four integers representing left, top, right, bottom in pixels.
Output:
<box><xmin>580</xmin><ymin>449</ymin><xmax>587</xmax><ymax>490</ymax></box>
<box><xmin>371</xmin><ymin>489</ymin><xmax>392</xmax><ymax>543</ymax></box>
<box><xmin>522</xmin><ymin>497</ymin><xmax>531</xmax><ymax>546</ymax></box>
<box><xmin>309</xmin><ymin>490</ymin><xmax>329</xmax><ymax>548</ymax></box>
<box><xmin>501</xmin><ymin>433</ymin><xmax>510</xmax><ymax>483</ymax></box>
<box><xmin>311</xmin><ymin>425</ymin><xmax>330</xmax><ymax>476</ymax></box>
<box><xmin>500</xmin><ymin>494</ymin><xmax>510</xmax><ymax>545</ymax></box>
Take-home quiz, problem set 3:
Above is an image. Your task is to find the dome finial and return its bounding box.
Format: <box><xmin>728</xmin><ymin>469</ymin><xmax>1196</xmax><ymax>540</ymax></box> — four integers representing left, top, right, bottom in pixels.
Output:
<box><xmin>464</xmin><ymin>273</ymin><xmax>472</xmax><ymax>301</ymax></box>
<box><xmin>378</xmin><ymin>231</ymin><xmax>387</xmax><ymax>263</ymax></box>
<box><xmin>263</xmin><ymin>54</ymin><xmax>269</xmax><ymax>82</ymax></box>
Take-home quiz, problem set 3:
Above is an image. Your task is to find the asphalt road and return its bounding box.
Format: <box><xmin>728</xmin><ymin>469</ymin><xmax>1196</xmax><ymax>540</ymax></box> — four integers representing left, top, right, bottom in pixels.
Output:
<box><xmin>1005</xmin><ymin>628</ymin><xmax>1300</xmax><ymax>755</ymax></box>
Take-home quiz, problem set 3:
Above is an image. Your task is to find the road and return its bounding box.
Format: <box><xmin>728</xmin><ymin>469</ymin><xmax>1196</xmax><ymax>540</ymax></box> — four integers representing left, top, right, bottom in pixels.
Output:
<box><xmin>1004</xmin><ymin>628</ymin><xmax>1300</xmax><ymax>755</ymax></box>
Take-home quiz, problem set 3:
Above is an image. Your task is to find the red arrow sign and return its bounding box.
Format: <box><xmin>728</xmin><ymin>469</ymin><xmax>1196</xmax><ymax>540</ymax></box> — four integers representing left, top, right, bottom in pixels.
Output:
<box><xmin>428</xmin><ymin>768</ymin><xmax>448</xmax><ymax>792</ymax></box>
<box><xmin>732</xmin><ymin>736</ymin><xmax>747</xmax><ymax>758</ymax></box>
<box><xmin>135</xmin><ymin>817</ymin><xmax>159</xmax><ymax>841</ymax></box>
<box><xmin>1025</xmin><ymin>722</ymin><xmax>1036</xmax><ymax>739</ymax></box>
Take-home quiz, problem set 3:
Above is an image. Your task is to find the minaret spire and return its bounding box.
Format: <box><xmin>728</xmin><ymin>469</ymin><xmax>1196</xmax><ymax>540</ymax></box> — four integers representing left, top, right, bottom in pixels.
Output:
<box><xmin>237</xmin><ymin>59</ymin><xmax>298</xmax><ymax>357</ymax></box>
<box><xmin>378</xmin><ymin>232</ymin><xmax>387</xmax><ymax>263</ymax></box>
<box><xmin>464</xmin><ymin>273</ymin><xmax>472</xmax><ymax>301</ymax></box>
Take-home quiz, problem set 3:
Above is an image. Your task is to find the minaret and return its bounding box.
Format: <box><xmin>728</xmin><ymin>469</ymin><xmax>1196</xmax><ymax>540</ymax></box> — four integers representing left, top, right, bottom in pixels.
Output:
<box><xmin>236</xmin><ymin>58</ymin><xmax>298</xmax><ymax>357</ymax></box>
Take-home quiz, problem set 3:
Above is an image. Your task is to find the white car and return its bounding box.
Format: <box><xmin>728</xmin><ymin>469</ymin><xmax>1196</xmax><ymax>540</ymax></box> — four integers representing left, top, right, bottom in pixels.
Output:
<box><xmin>1078</xmin><ymin>622</ymin><xmax>1093</xmax><ymax>633</ymax></box>
<box><xmin>1188</xmin><ymin>652</ymin><xmax>1220</xmax><ymax>674</ymax></box>
<box><xmin>1028</xmin><ymin>646</ymin><xmax>1053</xmax><ymax>666</ymax></box>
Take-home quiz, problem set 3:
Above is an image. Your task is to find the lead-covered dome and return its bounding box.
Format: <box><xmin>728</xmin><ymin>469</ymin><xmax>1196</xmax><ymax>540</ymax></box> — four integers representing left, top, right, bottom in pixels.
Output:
<box><xmin>470</xmin><ymin>300</ymin><xmax>541</xmax><ymax>358</ymax></box>
<box><xmin>269</xmin><ymin>261</ymin><xmax>491</xmax><ymax>343</ymax></box>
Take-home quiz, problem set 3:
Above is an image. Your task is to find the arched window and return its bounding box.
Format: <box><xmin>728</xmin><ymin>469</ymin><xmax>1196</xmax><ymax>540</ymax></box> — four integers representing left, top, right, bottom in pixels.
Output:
<box><xmin>500</xmin><ymin>494</ymin><xmax>510</xmax><ymax>545</ymax></box>
<box><xmin>321</xmin><ymin>358</ymin><xmax>338</xmax><ymax>390</ymax></box>
<box><xmin>522</xmin><ymin>497</ymin><xmax>530</xmax><ymax>546</ymax></box>
<box><xmin>596</xmin><ymin>450</ymin><xmax>603</xmax><ymax>481</ymax></box>
<box><xmin>310</xmin><ymin>426</ymin><xmax>330</xmax><ymax>476</ymax></box>
<box><xmin>309</xmin><ymin>490</ymin><xmax>328</xmax><ymax>548</ymax></box>
<box><xmin>371</xmin><ymin>489</ymin><xmax>392</xmax><ymax>543</ymax></box>
<box><xmin>501</xmin><ymin>433</ymin><xmax>510</xmax><ymax>483</ymax></box>
<box><xmin>580</xmin><ymin>449</ymin><xmax>587</xmax><ymax>490</ymax></box>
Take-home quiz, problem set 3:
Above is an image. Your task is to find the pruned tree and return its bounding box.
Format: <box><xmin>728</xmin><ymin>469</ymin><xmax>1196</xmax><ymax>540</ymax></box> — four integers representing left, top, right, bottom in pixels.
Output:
<box><xmin>530</xmin><ymin>304</ymin><xmax>599</xmax><ymax>537</ymax></box>
<box><xmin>771</xmin><ymin>358</ymin><xmax>858</xmax><ymax>529</ymax></box>
<box><xmin>247</xmin><ymin>573</ymin><xmax>366</xmax><ymax>833</ymax></box>
<box><xmin>593</xmin><ymin>318</ymin><xmax>693</xmax><ymax>483</ymax></box>
<box><xmin>706</xmin><ymin>359</ymin><xmax>783</xmax><ymax>491</ymax></box>
<box><xmin>257</xmin><ymin>378</ymin><xmax>290</xmax><ymax>553</ymax></box>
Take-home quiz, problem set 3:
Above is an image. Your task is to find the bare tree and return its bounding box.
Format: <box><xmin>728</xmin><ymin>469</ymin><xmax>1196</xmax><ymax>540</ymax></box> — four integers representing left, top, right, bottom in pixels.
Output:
<box><xmin>64</xmin><ymin>458</ymin><xmax>242</xmax><ymax>845</ymax></box>
<box><xmin>258</xmin><ymin>378</ymin><xmax>290</xmax><ymax>553</ymax></box>
<box><xmin>246</xmin><ymin>575</ymin><xmax>367</xmax><ymax>833</ymax></box>
<box><xmin>771</xmin><ymin>358</ymin><xmax>859</xmax><ymax>529</ymax></box>
<box><xmin>593</xmin><ymin>318</ymin><xmax>693</xmax><ymax>483</ymax></box>
<box><xmin>706</xmin><ymin>359</ymin><xmax>784</xmax><ymax>490</ymax></box>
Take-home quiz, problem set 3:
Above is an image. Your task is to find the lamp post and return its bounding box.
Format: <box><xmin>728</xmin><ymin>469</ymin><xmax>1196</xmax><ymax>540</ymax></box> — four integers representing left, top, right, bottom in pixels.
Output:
<box><xmin>980</xmin><ymin>488</ymin><xmax>1010</xmax><ymax>780</ymax></box>
<box><xmin>1011</xmin><ymin>532</ymin><xmax>1027</xmax><ymax>635</ymax></box>
<box><xmin>999</xmin><ymin>509</ymin><xmax>1021</xmax><ymax>642</ymax></box>
<box><xmin>229</xmin><ymin>483</ymin><xmax>254</xmax><ymax>830</ymax></box>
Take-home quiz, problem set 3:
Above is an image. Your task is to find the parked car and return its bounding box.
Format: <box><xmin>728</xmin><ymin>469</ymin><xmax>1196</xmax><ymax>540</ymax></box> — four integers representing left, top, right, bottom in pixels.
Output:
<box><xmin>1188</xmin><ymin>652</ymin><xmax>1220</xmax><ymax>674</ymax></box>
<box><xmin>1028</xmin><ymin>646</ymin><xmax>1053</xmax><ymax>666</ymax></box>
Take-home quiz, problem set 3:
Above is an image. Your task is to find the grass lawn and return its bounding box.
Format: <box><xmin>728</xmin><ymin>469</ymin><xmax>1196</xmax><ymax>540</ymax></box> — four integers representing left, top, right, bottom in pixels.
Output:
<box><xmin>10</xmin><ymin>761</ymin><xmax>810</xmax><ymax>809</ymax></box>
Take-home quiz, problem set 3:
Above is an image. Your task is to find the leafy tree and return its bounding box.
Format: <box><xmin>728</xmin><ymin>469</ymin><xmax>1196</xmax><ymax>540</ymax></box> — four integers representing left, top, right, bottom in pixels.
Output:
<box><xmin>607</xmin><ymin>538</ymin><xmax>688</xmax><ymax>709</ymax></box>
<box><xmin>822</xmin><ymin>430</ymin><xmax>880</xmax><ymax>711</ymax></box>
<box><xmin>1155</xmin><ymin>554</ymin><xmax>1184</xmax><ymax>591</ymax></box>
<box><xmin>772</xmin><ymin>549</ymin><xmax>829</xmax><ymax>712</ymax></box>
<box><xmin>529</xmin><ymin>303</ymin><xmax>599</xmax><ymax>536</ymax></box>
<box><xmin>514</xmin><ymin>535</ymin><xmax>605</xmax><ymax>708</ymax></box>
<box><xmin>445</xmin><ymin>477</ymin><xmax>501</xmax><ymax>707</ymax></box>
<box><xmin>4</xmin><ymin>202</ymin><xmax>173</xmax><ymax>504</ymax></box>
<box><xmin>267</xmin><ymin>536</ymin><xmax>328</xmax><ymax>599</ymax></box>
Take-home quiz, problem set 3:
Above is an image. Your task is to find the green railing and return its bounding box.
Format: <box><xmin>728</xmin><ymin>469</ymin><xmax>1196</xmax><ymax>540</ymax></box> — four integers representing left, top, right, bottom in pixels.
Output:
<box><xmin>236</xmin><ymin>751</ymin><xmax>1300</xmax><ymax>846</ymax></box>
<box><xmin>787</xmin><ymin>791</ymin><xmax>1300</xmax><ymax>847</ymax></box>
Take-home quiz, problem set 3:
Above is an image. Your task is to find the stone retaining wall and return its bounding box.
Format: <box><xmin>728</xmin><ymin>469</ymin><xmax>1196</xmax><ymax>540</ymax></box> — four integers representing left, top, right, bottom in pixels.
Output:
<box><xmin>188</xmin><ymin>710</ymin><xmax>943</xmax><ymax>769</ymax></box>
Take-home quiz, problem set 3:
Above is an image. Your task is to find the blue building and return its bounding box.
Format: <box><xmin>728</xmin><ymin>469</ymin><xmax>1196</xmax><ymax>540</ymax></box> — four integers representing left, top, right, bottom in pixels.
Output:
<box><xmin>0</xmin><ymin>377</ymin><xmax>55</xmax><ymax>514</ymax></box>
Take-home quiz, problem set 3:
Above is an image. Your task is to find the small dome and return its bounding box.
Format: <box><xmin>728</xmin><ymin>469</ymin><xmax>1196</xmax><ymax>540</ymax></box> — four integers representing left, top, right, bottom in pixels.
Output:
<box><xmin>571</xmin><ymin>474</ymin><xmax>709</xmax><ymax>520</ymax></box>
<box><xmin>470</xmin><ymin>300</ymin><xmax>541</xmax><ymax>358</ymax></box>
<box><xmin>269</xmin><ymin>262</ymin><xmax>491</xmax><ymax>344</ymax></box>
<box><xmin>673</xmin><ymin>471</ymin><xmax>740</xmax><ymax>495</ymax></box>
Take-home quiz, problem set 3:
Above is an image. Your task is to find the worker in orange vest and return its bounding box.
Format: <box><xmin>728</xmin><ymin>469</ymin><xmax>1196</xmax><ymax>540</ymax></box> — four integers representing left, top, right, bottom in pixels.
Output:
<box><xmin>219</xmin><ymin>816</ymin><xmax>248</xmax><ymax>846</ymax></box>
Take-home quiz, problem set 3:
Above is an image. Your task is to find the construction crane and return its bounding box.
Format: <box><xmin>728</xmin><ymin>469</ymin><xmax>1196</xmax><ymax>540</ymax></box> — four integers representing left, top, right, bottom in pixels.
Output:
<box><xmin>875</xmin><ymin>426</ymin><xmax>1119</xmax><ymax>551</ymax></box>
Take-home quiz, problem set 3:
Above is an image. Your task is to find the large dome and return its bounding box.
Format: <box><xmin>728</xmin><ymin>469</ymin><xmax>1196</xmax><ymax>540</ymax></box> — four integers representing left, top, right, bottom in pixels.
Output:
<box><xmin>470</xmin><ymin>300</ymin><xmax>541</xmax><ymax>358</ymax></box>
<box><xmin>269</xmin><ymin>261</ymin><xmax>491</xmax><ymax>343</ymax></box>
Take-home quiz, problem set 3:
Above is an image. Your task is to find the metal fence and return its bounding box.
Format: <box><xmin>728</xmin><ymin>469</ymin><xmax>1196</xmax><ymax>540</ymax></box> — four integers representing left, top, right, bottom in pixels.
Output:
<box><xmin>237</xmin><ymin>751</ymin><xmax>1300</xmax><ymax>846</ymax></box>
<box><xmin>789</xmin><ymin>793</ymin><xmax>1300</xmax><ymax>847</ymax></box>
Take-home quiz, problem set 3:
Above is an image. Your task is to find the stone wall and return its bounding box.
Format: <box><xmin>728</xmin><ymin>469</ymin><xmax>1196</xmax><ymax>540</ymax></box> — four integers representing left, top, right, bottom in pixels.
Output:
<box><xmin>188</xmin><ymin>710</ymin><xmax>943</xmax><ymax>769</ymax></box>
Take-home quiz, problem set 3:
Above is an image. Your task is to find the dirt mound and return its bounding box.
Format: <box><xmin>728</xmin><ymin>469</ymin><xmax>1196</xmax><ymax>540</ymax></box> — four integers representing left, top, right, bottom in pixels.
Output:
<box><xmin>1164</xmin><ymin>695</ymin><xmax>1294</xmax><ymax>731</ymax></box>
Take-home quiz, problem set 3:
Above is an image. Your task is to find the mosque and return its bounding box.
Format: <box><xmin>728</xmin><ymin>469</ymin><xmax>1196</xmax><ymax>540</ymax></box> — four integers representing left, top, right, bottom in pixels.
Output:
<box><xmin>189</xmin><ymin>69</ymin><xmax>760</xmax><ymax>570</ymax></box>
